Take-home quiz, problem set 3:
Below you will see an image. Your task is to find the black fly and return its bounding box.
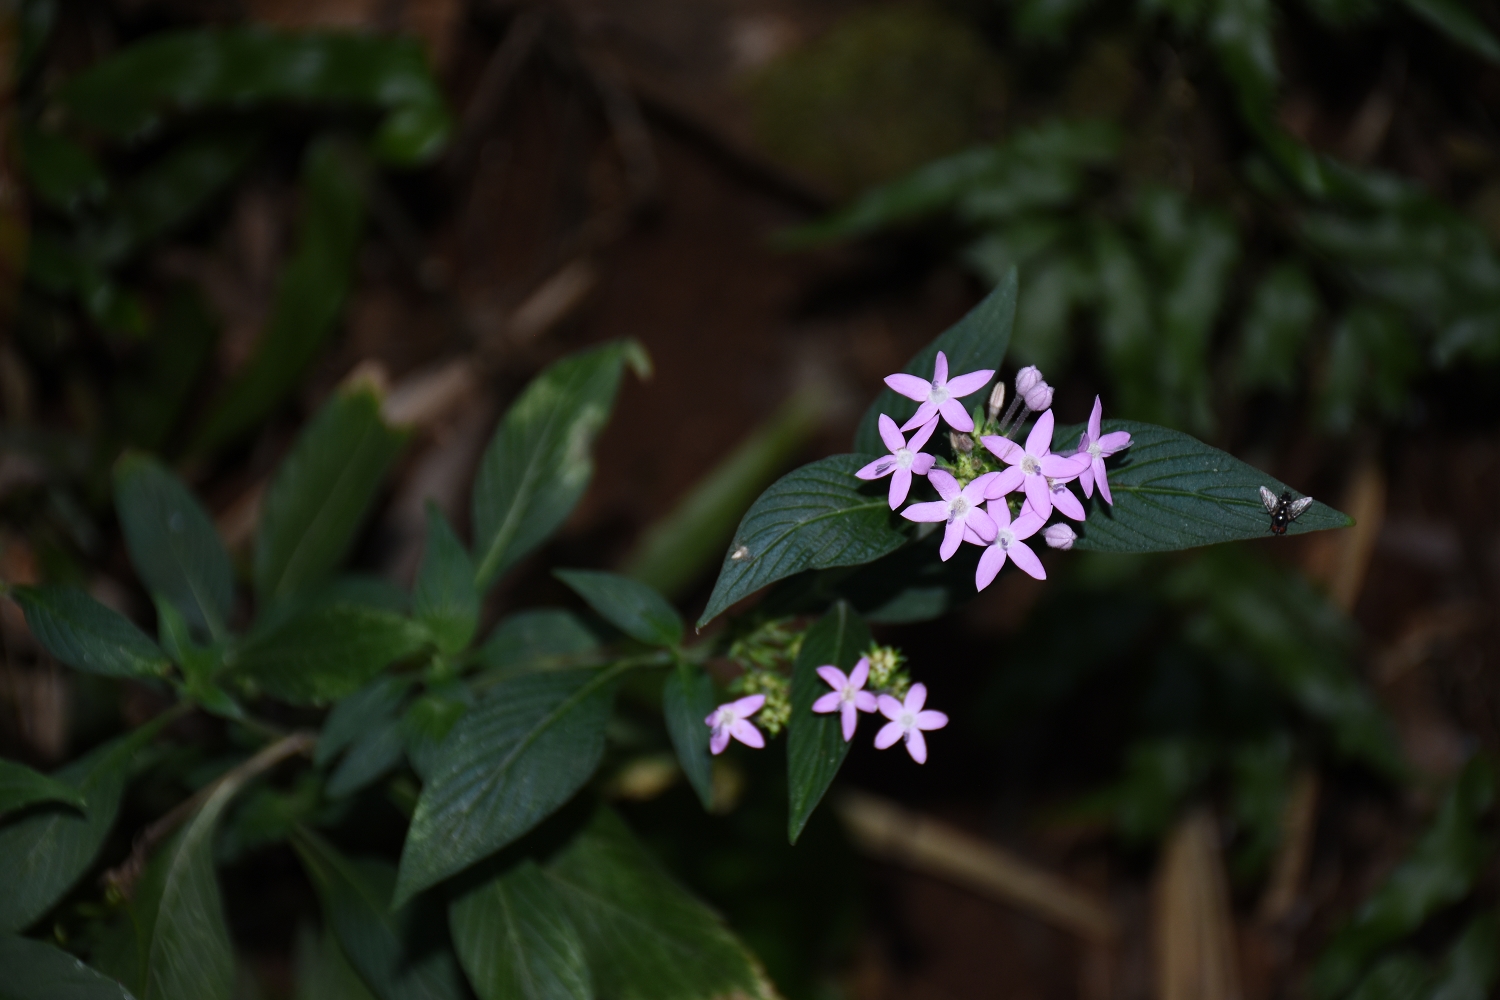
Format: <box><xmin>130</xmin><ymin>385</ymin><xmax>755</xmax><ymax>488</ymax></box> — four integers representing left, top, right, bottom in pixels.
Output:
<box><xmin>1260</xmin><ymin>486</ymin><xmax>1314</xmax><ymax>535</ymax></box>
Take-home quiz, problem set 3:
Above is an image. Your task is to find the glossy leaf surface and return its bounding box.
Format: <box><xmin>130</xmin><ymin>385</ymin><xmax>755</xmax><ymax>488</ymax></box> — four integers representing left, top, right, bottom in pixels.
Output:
<box><xmin>0</xmin><ymin>758</ymin><xmax>87</xmax><ymax>815</ymax></box>
<box><xmin>0</xmin><ymin>934</ymin><xmax>137</xmax><ymax>1000</ymax></box>
<box><xmin>787</xmin><ymin>602</ymin><xmax>872</xmax><ymax>843</ymax></box>
<box><xmin>13</xmin><ymin>586</ymin><xmax>169</xmax><ymax>679</ymax></box>
<box><xmin>661</xmin><ymin>664</ymin><xmax>716</xmax><ymax>810</ymax></box>
<box><xmin>414</xmin><ymin>505</ymin><xmax>478</xmax><ymax>655</ymax></box>
<box><xmin>231</xmin><ymin>604</ymin><xmax>428</xmax><ymax>706</ymax></box>
<box><xmin>474</xmin><ymin>610</ymin><xmax>600</xmax><ymax>675</ymax></box>
<box><xmin>554</xmin><ymin>570</ymin><xmax>682</xmax><ymax>647</ymax></box>
<box><xmin>449</xmin><ymin>860</ymin><xmax>592</xmax><ymax>1000</ymax></box>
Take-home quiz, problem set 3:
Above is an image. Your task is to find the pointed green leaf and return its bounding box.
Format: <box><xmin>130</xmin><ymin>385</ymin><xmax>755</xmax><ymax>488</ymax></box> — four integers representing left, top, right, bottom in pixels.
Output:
<box><xmin>318</xmin><ymin>675</ymin><xmax>414</xmax><ymax>798</ymax></box>
<box><xmin>787</xmin><ymin>602</ymin><xmax>872</xmax><ymax>843</ymax></box>
<box><xmin>449</xmin><ymin>859</ymin><xmax>592</xmax><ymax>1000</ymax></box>
<box><xmin>414</xmin><ymin>506</ymin><xmax>478</xmax><ymax>656</ymax></box>
<box><xmin>471</xmin><ymin>341</ymin><xmax>646</xmax><ymax>590</ymax></box>
<box><xmin>154</xmin><ymin>598</ymin><xmax>240</xmax><ymax>720</ymax></box>
<box><xmin>292</xmin><ymin>829</ymin><xmax>467</xmax><ymax>1000</ymax></box>
<box><xmin>697</xmin><ymin>455</ymin><xmax>908</xmax><ymax>628</ymax></box>
<box><xmin>253</xmin><ymin>382</ymin><xmax>406</xmax><ymax>603</ymax></box>
<box><xmin>1396</xmin><ymin>0</ymin><xmax>1500</xmax><ymax>64</ymax></box>
<box><xmin>13</xmin><ymin>586</ymin><xmax>169</xmax><ymax>679</ymax></box>
<box><xmin>1431</xmin><ymin>910</ymin><xmax>1499</xmax><ymax>1000</ymax></box>
<box><xmin>543</xmin><ymin>807</ymin><xmax>777</xmax><ymax>1000</ymax></box>
<box><xmin>553</xmin><ymin>570</ymin><xmax>682</xmax><ymax>647</ymax></box>
<box><xmin>401</xmin><ymin>681</ymin><xmax>476</xmax><ymax>783</ymax></box>
<box><xmin>0</xmin><ymin>719</ymin><xmax>170</xmax><ymax>932</ymax></box>
<box><xmin>0</xmin><ymin>934</ymin><xmax>137</xmax><ymax>1000</ymax></box>
<box><xmin>853</xmin><ymin>269</ymin><xmax>1015</xmax><ymax>453</ymax></box>
<box><xmin>394</xmin><ymin>668</ymin><xmax>620</xmax><ymax>906</ymax></box>
<box><xmin>230</xmin><ymin>604</ymin><xmax>428</xmax><ymax>706</ymax></box>
<box><xmin>662</xmin><ymin>664</ymin><xmax>715</xmax><ymax>810</ymax></box>
<box><xmin>0</xmin><ymin>758</ymin><xmax>86</xmax><ymax>815</ymax></box>
<box><xmin>114</xmin><ymin>454</ymin><xmax>233</xmax><ymax>638</ymax></box>
<box><xmin>1050</xmin><ymin>419</ymin><xmax>1352</xmax><ymax>552</ymax></box>
<box><xmin>474</xmin><ymin>610</ymin><xmax>600</xmax><ymax>675</ymax></box>
<box><xmin>293</xmin><ymin>923</ymin><xmax>378</xmax><ymax>1000</ymax></box>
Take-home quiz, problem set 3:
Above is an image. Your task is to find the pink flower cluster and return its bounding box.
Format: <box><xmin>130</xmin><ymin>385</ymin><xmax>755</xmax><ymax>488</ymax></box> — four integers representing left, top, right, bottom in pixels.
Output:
<box><xmin>858</xmin><ymin>354</ymin><xmax>1131</xmax><ymax>590</ymax></box>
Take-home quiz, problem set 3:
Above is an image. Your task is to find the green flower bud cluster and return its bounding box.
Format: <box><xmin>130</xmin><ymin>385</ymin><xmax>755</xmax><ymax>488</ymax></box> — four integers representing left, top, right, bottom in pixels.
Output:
<box><xmin>727</xmin><ymin>617</ymin><xmax>803</xmax><ymax>673</ymax></box>
<box><xmin>865</xmin><ymin>644</ymin><xmax>910</xmax><ymax>698</ymax></box>
<box><xmin>732</xmin><ymin>669</ymin><xmax>791</xmax><ymax>736</ymax></box>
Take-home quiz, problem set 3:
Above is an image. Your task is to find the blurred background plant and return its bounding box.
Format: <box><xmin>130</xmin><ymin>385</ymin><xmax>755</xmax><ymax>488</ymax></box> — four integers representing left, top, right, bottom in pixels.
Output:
<box><xmin>2</xmin><ymin>0</ymin><xmax>1498</xmax><ymax>998</ymax></box>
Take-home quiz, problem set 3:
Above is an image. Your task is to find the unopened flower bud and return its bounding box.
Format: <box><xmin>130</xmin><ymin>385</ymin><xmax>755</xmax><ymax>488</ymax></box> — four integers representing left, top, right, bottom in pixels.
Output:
<box><xmin>987</xmin><ymin>382</ymin><xmax>1006</xmax><ymax>423</ymax></box>
<box><xmin>1015</xmin><ymin>365</ymin><xmax>1044</xmax><ymax>395</ymax></box>
<box><xmin>1042</xmin><ymin>523</ymin><xmax>1077</xmax><ymax>550</ymax></box>
<box><xmin>1023</xmin><ymin>381</ymin><xmax>1054</xmax><ymax>411</ymax></box>
<box><xmin>949</xmin><ymin>431</ymin><xmax>973</xmax><ymax>454</ymax></box>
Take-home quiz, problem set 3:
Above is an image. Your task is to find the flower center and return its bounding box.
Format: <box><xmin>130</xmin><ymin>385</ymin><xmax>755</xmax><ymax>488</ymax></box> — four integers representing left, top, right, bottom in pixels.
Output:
<box><xmin>949</xmin><ymin>497</ymin><xmax>970</xmax><ymax>521</ymax></box>
<box><xmin>841</xmin><ymin>687</ymin><xmax>856</xmax><ymax>703</ymax></box>
<box><xmin>929</xmin><ymin>386</ymin><xmax>950</xmax><ymax>405</ymax></box>
<box><xmin>895</xmin><ymin>448</ymin><xmax>914</xmax><ymax>469</ymax></box>
<box><xmin>996</xmin><ymin>528</ymin><xmax>1014</xmax><ymax>549</ymax></box>
<box><xmin>899</xmin><ymin>711</ymin><xmax>915</xmax><ymax>728</ymax></box>
<box><xmin>1021</xmin><ymin>455</ymin><xmax>1041</xmax><ymax>476</ymax></box>
<box><xmin>1088</xmin><ymin>441</ymin><xmax>1103</xmax><ymax>458</ymax></box>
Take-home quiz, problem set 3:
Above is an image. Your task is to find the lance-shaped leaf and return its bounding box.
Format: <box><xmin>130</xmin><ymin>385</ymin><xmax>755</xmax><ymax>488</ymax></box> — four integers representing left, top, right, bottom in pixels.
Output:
<box><xmin>114</xmin><ymin>453</ymin><xmax>234</xmax><ymax>637</ymax></box>
<box><xmin>474</xmin><ymin>609</ymin><xmax>601</xmax><ymax>675</ymax></box>
<box><xmin>697</xmin><ymin>455</ymin><xmax>908</xmax><ymax>628</ymax></box>
<box><xmin>293</xmin><ymin>923</ymin><xmax>379</xmax><ymax>1000</ymax></box>
<box><xmin>853</xmin><ymin>269</ymin><xmax>1016</xmax><ymax>453</ymax></box>
<box><xmin>1050</xmin><ymin>419</ymin><xmax>1352</xmax><ymax>551</ymax></box>
<box><xmin>394</xmin><ymin>668</ymin><xmax>620</xmax><ymax>907</ymax></box>
<box><xmin>1310</xmin><ymin>757</ymin><xmax>1495</xmax><ymax>999</ymax></box>
<box><xmin>662</xmin><ymin>663</ymin><xmax>716</xmax><ymax>810</ymax></box>
<box><xmin>0</xmin><ymin>758</ymin><xmax>86</xmax><ymax>815</ymax></box>
<box><xmin>190</xmin><ymin>138</ymin><xmax>368</xmax><ymax>459</ymax></box>
<box><xmin>787</xmin><ymin>602</ymin><xmax>872</xmax><ymax>843</ymax></box>
<box><xmin>57</xmin><ymin>30</ymin><xmax>451</xmax><ymax>165</ymax></box>
<box><xmin>1431</xmin><ymin>909</ymin><xmax>1499</xmax><ymax>1000</ymax></box>
<box><xmin>413</xmin><ymin>505</ymin><xmax>478</xmax><ymax>656</ymax></box>
<box><xmin>0</xmin><ymin>718</ymin><xmax>169</xmax><ymax>931</ymax></box>
<box><xmin>543</xmin><ymin>807</ymin><xmax>777</xmax><ymax>1000</ymax></box>
<box><xmin>471</xmin><ymin>341</ymin><xmax>647</xmax><ymax>590</ymax></box>
<box><xmin>449</xmin><ymin>859</ymin><xmax>592</xmax><ymax>1000</ymax></box>
<box><xmin>292</xmin><ymin>828</ymin><xmax>467</xmax><ymax>1000</ymax></box>
<box><xmin>13</xmin><ymin>586</ymin><xmax>170</xmax><ymax>679</ymax></box>
<box><xmin>1396</xmin><ymin>0</ymin><xmax>1500</xmax><ymax>65</ymax></box>
<box><xmin>254</xmin><ymin>381</ymin><xmax>405</xmax><ymax>604</ymax></box>
<box><xmin>554</xmin><ymin>570</ymin><xmax>682</xmax><ymax>647</ymax></box>
<box><xmin>0</xmin><ymin>934</ymin><xmax>137</xmax><ymax>1000</ymax></box>
<box><xmin>230</xmin><ymin>604</ymin><xmax>428</xmax><ymax>706</ymax></box>
<box><xmin>317</xmin><ymin>675</ymin><xmax>415</xmax><ymax>799</ymax></box>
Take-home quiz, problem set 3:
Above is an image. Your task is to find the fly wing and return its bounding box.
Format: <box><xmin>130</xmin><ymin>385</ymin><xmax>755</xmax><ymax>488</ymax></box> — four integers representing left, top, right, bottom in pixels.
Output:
<box><xmin>1259</xmin><ymin>486</ymin><xmax>1280</xmax><ymax>513</ymax></box>
<box><xmin>1287</xmin><ymin>496</ymin><xmax>1315</xmax><ymax>519</ymax></box>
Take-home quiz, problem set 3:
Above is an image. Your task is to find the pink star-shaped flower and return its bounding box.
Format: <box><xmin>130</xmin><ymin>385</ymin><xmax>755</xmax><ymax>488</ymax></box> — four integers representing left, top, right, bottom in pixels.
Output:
<box><xmin>874</xmin><ymin>683</ymin><xmax>948</xmax><ymax>764</ymax></box>
<box><xmin>812</xmin><ymin>656</ymin><xmax>879</xmax><ymax>741</ymax></box>
<box><xmin>705</xmin><ymin>694</ymin><xmax>766</xmax><ymax>755</ymax></box>
<box><xmin>965</xmin><ymin>500</ymin><xmax>1046</xmax><ymax>587</ymax></box>
<box><xmin>902</xmin><ymin>469</ymin><xmax>999</xmax><ymax>561</ymax></box>
<box><xmin>884</xmin><ymin>351</ymin><xmax>995</xmax><ymax>434</ymax></box>
<box><xmin>856</xmin><ymin>415</ymin><xmax>938</xmax><ymax>509</ymax></box>
<box><xmin>1076</xmin><ymin>396</ymin><xmax>1133</xmax><ymax>505</ymax></box>
<box><xmin>980</xmin><ymin>410</ymin><xmax>1089</xmax><ymax>521</ymax></box>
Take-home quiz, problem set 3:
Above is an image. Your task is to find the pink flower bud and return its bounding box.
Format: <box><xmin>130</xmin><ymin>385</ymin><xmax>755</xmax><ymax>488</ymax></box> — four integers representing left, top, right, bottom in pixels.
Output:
<box><xmin>1023</xmin><ymin>381</ymin><xmax>1054</xmax><ymax>411</ymax></box>
<box><xmin>1014</xmin><ymin>366</ymin><xmax>1044</xmax><ymax>395</ymax></box>
<box><xmin>987</xmin><ymin>382</ymin><xmax>1006</xmax><ymax>422</ymax></box>
<box><xmin>1042</xmin><ymin>523</ymin><xmax>1077</xmax><ymax>550</ymax></box>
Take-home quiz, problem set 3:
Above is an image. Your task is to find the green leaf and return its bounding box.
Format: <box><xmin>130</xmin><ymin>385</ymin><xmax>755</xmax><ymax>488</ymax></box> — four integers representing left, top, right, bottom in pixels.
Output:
<box><xmin>155</xmin><ymin>598</ymin><xmax>240</xmax><ymax>720</ymax></box>
<box><xmin>449</xmin><ymin>860</ymin><xmax>592</xmax><ymax>1000</ymax></box>
<box><xmin>1396</xmin><ymin>0</ymin><xmax>1500</xmax><ymax>65</ymax></box>
<box><xmin>471</xmin><ymin>341</ymin><xmax>646</xmax><ymax>590</ymax></box>
<box><xmin>554</xmin><ymin>570</ymin><xmax>682</xmax><ymax>647</ymax></box>
<box><xmin>474</xmin><ymin>610</ymin><xmax>601</xmax><ymax>675</ymax></box>
<box><xmin>401</xmin><ymin>681</ymin><xmax>476</xmax><ymax>782</ymax></box>
<box><xmin>317</xmin><ymin>675</ymin><xmax>414</xmax><ymax>799</ymax></box>
<box><xmin>787</xmin><ymin>602</ymin><xmax>872</xmax><ymax>844</ymax></box>
<box><xmin>0</xmin><ymin>758</ymin><xmax>87</xmax><ymax>815</ymax></box>
<box><xmin>1236</xmin><ymin>262</ymin><xmax>1318</xmax><ymax>393</ymax></box>
<box><xmin>292</xmin><ymin>828</ymin><xmax>467</xmax><ymax>1000</ymax></box>
<box><xmin>1048</xmin><ymin>419</ymin><xmax>1351</xmax><ymax>551</ymax></box>
<box><xmin>0</xmin><ymin>934</ymin><xmax>137</xmax><ymax>1000</ymax></box>
<box><xmin>114</xmin><ymin>453</ymin><xmax>234</xmax><ymax>638</ymax></box>
<box><xmin>542</xmin><ymin>807</ymin><xmax>777</xmax><ymax>1000</ymax></box>
<box><xmin>114</xmin><ymin>286</ymin><xmax>219</xmax><ymax>452</ymax></box>
<box><xmin>697</xmin><ymin>455</ymin><xmax>908</xmax><ymax>628</ymax></box>
<box><xmin>394</xmin><ymin>668</ymin><xmax>621</xmax><ymax>907</ymax></box>
<box><xmin>1311</xmin><ymin>757</ymin><xmax>1496</xmax><ymax>999</ymax></box>
<box><xmin>13</xmin><ymin>586</ymin><xmax>170</xmax><ymax>679</ymax></box>
<box><xmin>853</xmin><ymin>270</ymin><xmax>1016</xmax><ymax>453</ymax></box>
<box><xmin>57</xmin><ymin>29</ymin><xmax>451</xmax><ymax>165</ymax></box>
<box><xmin>661</xmin><ymin>664</ymin><xmax>716</xmax><ymax>811</ymax></box>
<box><xmin>414</xmin><ymin>506</ymin><xmax>478</xmax><ymax>656</ymax></box>
<box><xmin>1431</xmin><ymin>910</ymin><xmax>1499</xmax><ymax>1000</ymax></box>
<box><xmin>230</xmin><ymin>604</ymin><xmax>428</xmax><ymax>706</ymax></box>
<box><xmin>18</xmin><ymin>126</ymin><xmax>108</xmax><ymax>214</ymax></box>
<box><xmin>189</xmin><ymin>138</ymin><xmax>368</xmax><ymax>458</ymax></box>
<box><xmin>253</xmin><ymin>381</ymin><xmax>406</xmax><ymax>603</ymax></box>
<box><xmin>0</xmin><ymin>719</ymin><xmax>169</xmax><ymax>932</ymax></box>
<box><xmin>1348</xmin><ymin>953</ymin><xmax>1433</xmax><ymax>1000</ymax></box>
<box><xmin>293</xmin><ymin>923</ymin><xmax>378</xmax><ymax>1000</ymax></box>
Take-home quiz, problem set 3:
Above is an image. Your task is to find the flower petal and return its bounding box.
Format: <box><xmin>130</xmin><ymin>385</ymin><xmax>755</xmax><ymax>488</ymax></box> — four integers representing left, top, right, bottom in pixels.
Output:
<box><xmin>1007</xmin><ymin>539</ymin><xmax>1046</xmax><ymax>580</ymax></box>
<box><xmin>901</xmin><ymin>400</ymin><xmax>939</xmax><ymax>432</ymax></box>
<box><xmin>907</xmin><ymin>416</ymin><xmax>939</xmax><ymax>452</ymax></box>
<box><xmin>1010</xmin><ymin>508</ymin><xmax>1046</xmax><ymax>539</ymax></box>
<box><xmin>877</xmin><ymin>693</ymin><xmax>904</xmax><ymax>721</ymax></box>
<box><xmin>884</xmin><ymin>373</ymin><xmax>931</xmax><ymax>401</ymax></box>
<box><xmin>984</xmin><ymin>465</ymin><xmax>1025</xmax><ymax>499</ymax></box>
<box><xmin>841</xmin><ymin>703</ymin><xmax>858</xmax><ymax>742</ymax></box>
<box><xmin>731</xmin><ymin>694</ymin><xmax>767</xmax><ymax>716</ymax></box>
<box><xmin>889</xmin><ymin>467</ymin><xmax>913</xmax><ymax>509</ymax></box>
<box><xmin>853</xmin><ymin>691</ymin><xmax>879</xmax><ymax>712</ymax></box>
<box><xmin>1050</xmin><ymin>483</ymin><xmax>1086</xmax><ymax>521</ymax></box>
<box><xmin>944</xmin><ymin>369</ymin><xmax>995</xmax><ymax>398</ymax></box>
<box><xmin>1097</xmin><ymin>461</ymin><xmax>1114</xmax><ymax>506</ymax></box>
<box><xmin>1024</xmin><ymin>472</ymin><xmax>1052</xmax><ymax>521</ymax></box>
<box><xmin>816</xmin><ymin>665</ymin><xmax>848</xmax><ymax>689</ymax></box>
<box><xmin>877</xmin><ymin>413</ymin><xmax>906</xmax><ymax>454</ymax></box>
<box><xmin>975</xmin><ymin>542</ymin><xmax>1006</xmax><ymax>591</ymax></box>
<box><xmin>730</xmin><ymin>719</ymin><xmax>765</xmax><ymax>748</ymax></box>
<box><xmin>1079</xmin><ymin>461</ymin><xmax>1095</xmax><ymax>499</ymax></box>
<box><xmin>966</xmin><ymin>506</ymin><xmax>997</xmax><ymax>542</ymax></box>
<box><xmin>915</xmin><ymin>710</ymin><xmax>949</xmax><ymax>731</ymax></box>
<box><xmin>849</xmin><ymin>657</ymin><xmax>869</xmax><ymax>688</ymax></box>
<box><xmin>911</xmin><ymin>453</ymin><xmax>936</xmax><ymax>475</ymax></box>
<box><xmin>812</xmin><ymin>692</ymin><xmax>841</xmax><ymax>714</ymax></box>
<box><xmin>874</xmin><ymin>721</ymin><xmax>904</xmax><ymax>750</ymax></box>
<box><xmin>905</xmin><ymin>729</ymin><xmax>928</xmax><ymax>764</ymax></box>
<box><xmin>1088</xmin><ymin>395</ymin><xmax>1102</xmax><ymax>442</ymax></box>
<box><xmin>1025</xmin><ymin>408</ymin><xmax>1055</xmax><ymax>456</ymax></box>
<box><xmin>710</xmin><ymin>729</ymin><xmax>729</xmax><ymax>755</ymax></box>
<box><xmin>933</xmin><ymin>350</ymin><xmax>948</xmax><ymax>386</ymax></box>
<box><xmin>855</xmin><ymin>456</ymin><xmax>895</xmax><ymax>480</ymax></box>
<box><xmin>927</xmin><ymin>468</ymin><xmax>960</xmax><ymax>501</ymax></box>
<box><xmin>938</xmin><ymin>397</ymin><xmax>973</xmax><ymax>432</ymax></box>
<box><xmin>1040</xmin><ymin>453</ymin><xmax>1088</xmax><ymax>481</ymax></box>
<box><xmin>986</xmin><ymin>498</ymin><xmax>1012</xmax><ymax>529</ymax></box>
<box><xmin>1098</xmin><ymin>431</ymin><xmax>1133</xmax><ymax>454</ymax></box>
<box><xmin>940</xmin><ymin>519</ymin><xmax>964</xmax><ymax>561</ymax></box>
<box><xmin>902</xmin><ymin>500</ymin><xmax>951</xmax><ymax>522</ymax></box>
<box><xmin>906</xmin><ymin>683</ymin><xmax>927</xmax><ymax>713</ymax></box>
<box><xmin>965</xmin><ymin>471</ymin><xmax>999</xmax><ymax>500</ymax></box>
